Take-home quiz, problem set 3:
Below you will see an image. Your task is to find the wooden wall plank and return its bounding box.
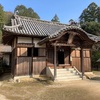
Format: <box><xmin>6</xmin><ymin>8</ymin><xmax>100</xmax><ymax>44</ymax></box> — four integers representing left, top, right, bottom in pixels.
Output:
<box><xmin>16</xmin><ymin>57</ymin><xmax>31</xmax><ymax>76</ymax></box>
<box><xmin>33</xmin><ymin>57</ymin><xmax>46</xmax><ymax>75</ymax></box>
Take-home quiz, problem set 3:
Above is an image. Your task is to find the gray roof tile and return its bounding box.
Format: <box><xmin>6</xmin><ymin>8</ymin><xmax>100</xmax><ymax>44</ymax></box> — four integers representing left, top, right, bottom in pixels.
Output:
<box><xmin>3</xmin><ymin>15</ymin><xmax>100</xmax><ymax>42</ymax></box>
<box><xmin>4</xmin><ymin>15</ymin><xmax>65</xmax><ymax>37</ymax></box>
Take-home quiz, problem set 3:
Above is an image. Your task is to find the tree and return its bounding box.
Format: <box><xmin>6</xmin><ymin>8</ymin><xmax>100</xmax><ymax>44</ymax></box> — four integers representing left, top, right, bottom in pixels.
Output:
<box><xmin>0</xmin><ymin>4</ymin><xmax>4</xmax><ymax>29</ymax></box>
<box><xmin>14</xmin><ymin>5</ymin><xmax>40</xmax><ymax>19</ymax></box>
<box><xmin>51</xmin><ymin>14</ymin><xmax>60</xmax><ymax>22</ymax></box>
<box><xmin>4</xmin><ymin>11</ymin><xmax>13</xmax><ymax>25</ymax></box>
<box><xmin>81</xmin><ymin>21</ymin><xmax>100</xmax><ymax>36</ymax></box>
<box><xmin>79</xmin><ymin>2</ymin><xmax>100</xmax><ymax>36</ymax></box>
<box><xmin>91</xmin><ymin>50</ymin><xmax>100</xmax><ymax>68</ymax></box>
<box><xmin>79</xmin><ymin>2</ymin><xmax>98</xmax><ymax>23</ymax></box>
<box><xmin>97</xmin><ymin>7</ymin><xmax>100</xmax><ymax>22</ymax></box>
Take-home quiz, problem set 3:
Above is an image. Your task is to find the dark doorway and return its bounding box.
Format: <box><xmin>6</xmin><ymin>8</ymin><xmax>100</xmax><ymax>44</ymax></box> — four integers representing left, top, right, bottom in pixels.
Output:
<box><xmin>58</xmin><ymin>50</ymin><xmax>64</xmax><ymax>64</ymax></box>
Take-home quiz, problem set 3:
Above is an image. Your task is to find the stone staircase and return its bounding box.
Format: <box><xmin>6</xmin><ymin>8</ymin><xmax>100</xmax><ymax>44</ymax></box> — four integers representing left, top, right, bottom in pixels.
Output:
<box><xmin>49</xmin><ymin>68</ymin><xmax>82</xmax><ymax>81</ymax></box>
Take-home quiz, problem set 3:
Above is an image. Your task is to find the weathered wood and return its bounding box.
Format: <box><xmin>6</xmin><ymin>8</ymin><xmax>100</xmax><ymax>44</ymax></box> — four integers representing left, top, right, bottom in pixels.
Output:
<box><xmin>17</xmin><ymin>48</ymin><xmax>27</xmax><ymax>56</ymax></box>
<box><xmin>67</xmin><ymin>33</ymin><xmax>75</xmax><ymax>44</ymax></box>
<box><xmin>17</xmin><ymin>43</ymin><xmax>34</xmax><ymax>47</ymax></box>
<box><xmin>47</xmin><ymin>48</ymin><xmax>54</xmax><ymax>65</ymax></box>
<box><xmin>81</xmin><ymin>48</ymin><xmax>84</xmax><ymax>79</ymax></box>
<box><xmin>64</xmin><ymin>47</ymin><xmax>70</xmax><ymax>64</ymax></box>
<box><xmin>83</xmin><ymin>49</ymin><xmax>91</xmax><ymax>71</ymax></box>
<box><xmin>16</xmin><ymin>57</ymin><xmax>31</xmax><ymax>76</ymax></box>
<box><xmin>33</xmin><ymin>57</ymin><xmax>46</xmax><ymax>75</ymax></box>
<box><xmin>54</xmin><ymin>43</ymin><xmax>57</xmax><ymax>79</ymax></box>
<box><xmin>71</xmin><ymin>49</ymin><xmax>81</xmax><ymax>71</ymax></box>
<box><xmin>52</xmin><ymin>43</ymin><xmax>75</xmax><ymax>46</ymax></box>
<box><xmin>31</xmin><ymin>37</ymin><xmax>34</xmax><ymax>75</ymax></box>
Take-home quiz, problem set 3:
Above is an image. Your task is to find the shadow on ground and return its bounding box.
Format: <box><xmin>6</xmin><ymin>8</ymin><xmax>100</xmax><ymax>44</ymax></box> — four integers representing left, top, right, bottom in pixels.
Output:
<box><xmin>91</xmin><ymin>76</ymin><xmax>100</xmax><ymax>81</ymax></box>
<box><xmin>34</xmin><ymin>77</ymin><xmax>53</xmax><ymax>85</ymax></box>
<box><xmin>0</xmin><ymin>73</ymin><xmax>12</xmax><ymax>81</ymax></box>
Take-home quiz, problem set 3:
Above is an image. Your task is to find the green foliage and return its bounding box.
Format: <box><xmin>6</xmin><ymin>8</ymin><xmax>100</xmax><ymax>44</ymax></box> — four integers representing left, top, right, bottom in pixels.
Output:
<box><xmin>79</xmin><ymin>2</ymin><xmax>100</xmax><ymax>36</ymax></box>
<box><xmin>81</xmin><ymin>21</ymin><xmax>100</xmax><ymax>35</ymax></box>
<box><xmin>51</xmin><ymin>14</ymin><xmax>60</xmax><ymax>22</ymax></box>
<box><xmin>0</xmin><ymin>30</ymin><xmax>2</xmax><ymax>43</ymax></box>
<box><xmin>4</xmin><ymin>12</ymin><xmax>13</xmax><ymax>25</ymax></box>
<box><xmin>79</xmin><ymin>2</ymin><xmax>100</xmax><ymax>67</ymax></box>
<box><xmin>79</xmin><ymin>2</ymin><xmax>98</xmax><ymax>23</ymax></box>
<box><xmin>14</xmin><ymin>5</ymin><xmax>40</xmax><ymax>19</ymax></box>
<box><xmin>0</xmin><ymin>4</ymin><xmax>4</xmax><ymax>29</ymax></box>
<box><xmin>92</xmin><ymin>51</ymin><xmax>100</xmax><ymax>67</ymax></box>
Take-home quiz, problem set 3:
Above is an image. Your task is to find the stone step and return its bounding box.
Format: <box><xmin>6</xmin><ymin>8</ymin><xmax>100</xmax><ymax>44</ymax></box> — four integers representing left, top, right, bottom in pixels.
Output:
<box><xmin>49</xmin><ymin>67</ymin><xmax>82</xmax><ymax>81</ymax></box>
<box><xmin>51</xmin><ymin>69</ymin><xmax>75</xmax><ymax>72</ymax></box>
<box><xmin>56</xmin><ymin>75</ymin><xmax>81</xmax><ymax>80</ymax></box>
<box><xmin>51</xmin><ymin>69</ymin><xmax>68</xmax><ymax>71</ymax></box>
<box><xmin>66</xmin><ymin>68</ymin><xmax>75</xmax><ymax>71</ymax></box>
<box><xmin>55</xmin><ymin>77</ymin><xmax>82</xmax><ymax>81</ymax></box>
<box><xmin>57</xmin><ymin>73</ymin><xmax>77</xmax><ymax>77</ymax></box>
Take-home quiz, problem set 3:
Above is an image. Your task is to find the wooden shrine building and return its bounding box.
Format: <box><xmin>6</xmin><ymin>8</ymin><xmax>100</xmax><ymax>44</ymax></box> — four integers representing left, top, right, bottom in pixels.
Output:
<box><xmin>2</xmin><ymin>15</ymin><xmax>100</xmax><ymax>80</ymax></box>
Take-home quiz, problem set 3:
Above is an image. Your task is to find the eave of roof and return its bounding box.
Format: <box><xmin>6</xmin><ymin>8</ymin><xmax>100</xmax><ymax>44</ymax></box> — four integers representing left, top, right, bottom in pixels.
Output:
<box><xmin>38</xmin><ymin>26</ymin><xmax>97</xmax><ymax>45</ymax></box>
<box><xmin>2</xmin><ymin>15</ymin><xmax>100</xmax><ymax>45</ymax></box>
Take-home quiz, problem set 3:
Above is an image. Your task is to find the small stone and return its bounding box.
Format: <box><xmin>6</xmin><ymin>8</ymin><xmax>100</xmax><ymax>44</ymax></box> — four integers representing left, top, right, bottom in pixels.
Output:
<box><xmin>16</xmin><ymin>79</ymin><xmax>20</xmax><ymax>83</ymax></box>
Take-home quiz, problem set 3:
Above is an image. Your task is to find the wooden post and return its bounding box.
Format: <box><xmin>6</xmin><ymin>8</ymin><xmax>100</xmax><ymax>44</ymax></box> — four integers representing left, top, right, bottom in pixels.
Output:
<box><xmin>70</xmin><ymin>47</ymin><xmax>72</xmax><ymax>66</ymax></box>
<box><xmin>31</xmin><ymin>37</ymin><xmax>34</xmax><ymax>76</ymax></box>
<box><xmin>54</xmin><ymin>42</ymin><xmax>57</xmax><ymax>80</ymax></box>
<box><xmin>81</xmin><ymin>47</ymin><xmax>84</xmax><ymax>80</ymax></box>
<box><xmin>14</xmin><ymin>37</ymin><xmax>18</xmax><ymax>77</ymax></box>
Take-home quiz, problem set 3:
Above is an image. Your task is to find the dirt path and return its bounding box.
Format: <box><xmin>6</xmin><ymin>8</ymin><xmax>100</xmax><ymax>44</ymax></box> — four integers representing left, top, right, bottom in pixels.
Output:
<box><xmin>39</xmin><ymin>80</ymin><xmax>100</xmax><ymax>100</ymax></box>
<box><xmin>0</xmin><ymin>94</ymin><xmax>9</xmax><ymax>100</ymax></box>
<box><xmin>0</xmin><ymin>79</ymin><xmax>100</xmax><ymax>100</ymax></box>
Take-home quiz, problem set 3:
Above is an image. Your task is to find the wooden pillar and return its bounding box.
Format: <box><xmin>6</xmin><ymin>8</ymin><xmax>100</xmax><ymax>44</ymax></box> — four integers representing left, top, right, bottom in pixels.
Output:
<box><xmin>70</xmin><ymin>47</ymin><xmax>72</xmax><ymax>66</ymax></box>
<box><xmin>81</xmin><ymin>47</ymin><xmax>84</xmax><ymax>80</ymax></box>
<box><xmin>31</xmin><ymin>37</ymin><xmax>34</xmax><ymax>76</ymax></box>
<box><xmin>14</xmin><ymin>37</ymin><xmax>18</xmax><ymax>77</ymax></box>
<box><xmin>54</xmin><ymin>43</ymin><xmax>57</xmax><ymax>80</ymax></box>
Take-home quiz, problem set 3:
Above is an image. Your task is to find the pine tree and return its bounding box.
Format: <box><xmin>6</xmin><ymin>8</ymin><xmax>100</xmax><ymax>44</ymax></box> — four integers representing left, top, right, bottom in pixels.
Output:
<box><xmin>51</xmin><ymin>14</ymin><xmax>60</xmax><ymax>22</ymax></box>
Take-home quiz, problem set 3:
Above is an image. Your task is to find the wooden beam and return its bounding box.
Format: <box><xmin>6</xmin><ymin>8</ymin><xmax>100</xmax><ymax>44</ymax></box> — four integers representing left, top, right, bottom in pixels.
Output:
<box><xmin>52</xmin><ymin>43</ymin><xmax>75</xmax><ymax>47</ymax></box>
<box><xmin>81</xmin><ymin>47</ymin><xmax>84</xmax><ymax>80</ymax></box>
<box><xmin>49</xmin><ymin>31</ymin><xmax>67</xmax><ymax>42</ymax></box>
<box><xmin>31</xmin><ymin>37</ymin><xmax>34</xmax><ymax>76</ymax></box>
<box><xmin>54</xmin><ymin>42</ymin><xmax>57</xmax><ymax>80</ymax></box>
<box><xmin>17</xmin><ymin>43</ymin><xmax>34</xmax><ymax>47</ymax></box>
<box><xmin>67</xmin><ymin>33</ymin><xmax>75</xmax><ymax>44</ymax></box>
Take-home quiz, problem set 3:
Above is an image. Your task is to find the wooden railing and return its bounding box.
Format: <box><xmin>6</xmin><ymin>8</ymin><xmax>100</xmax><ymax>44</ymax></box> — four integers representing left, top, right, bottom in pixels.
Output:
<box><xmin>73</xmin><ymin>66</ymin><xmax>82</xmax><ymax>78</ymax></box>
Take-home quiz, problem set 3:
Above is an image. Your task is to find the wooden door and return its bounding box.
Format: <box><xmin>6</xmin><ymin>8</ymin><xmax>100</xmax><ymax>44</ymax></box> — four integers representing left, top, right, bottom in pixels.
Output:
<box><xmin>64</xmin><ymin>47</ymin><xmax>70</xmax><ymax>64</ymax></box>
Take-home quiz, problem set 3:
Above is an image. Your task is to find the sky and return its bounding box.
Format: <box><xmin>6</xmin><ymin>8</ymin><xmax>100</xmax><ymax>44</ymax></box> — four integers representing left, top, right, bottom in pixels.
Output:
<box><xmin>0</xmin><ymin>0</ymin><xmax>100</xmax><ymax>24</ymax></box>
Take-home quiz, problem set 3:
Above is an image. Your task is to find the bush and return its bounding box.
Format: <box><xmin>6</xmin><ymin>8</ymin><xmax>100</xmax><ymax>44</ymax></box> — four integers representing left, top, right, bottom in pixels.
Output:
<box><xmin>92</xmin><ymin>51</ymin><xmax>100</xmax><ymax>68</ymax></box>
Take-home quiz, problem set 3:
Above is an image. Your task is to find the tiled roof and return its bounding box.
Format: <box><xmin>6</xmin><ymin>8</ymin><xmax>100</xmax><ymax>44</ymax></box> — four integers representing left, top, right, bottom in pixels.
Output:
<box><xmin>3</xmin><ymin>15</ymin><xmax>100</xmax><ymax>42</ymax></box>
<box><xmin>4</xmin><ymin>15</ymin><xmax>66</xmax><ymax>37</ymax></box>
